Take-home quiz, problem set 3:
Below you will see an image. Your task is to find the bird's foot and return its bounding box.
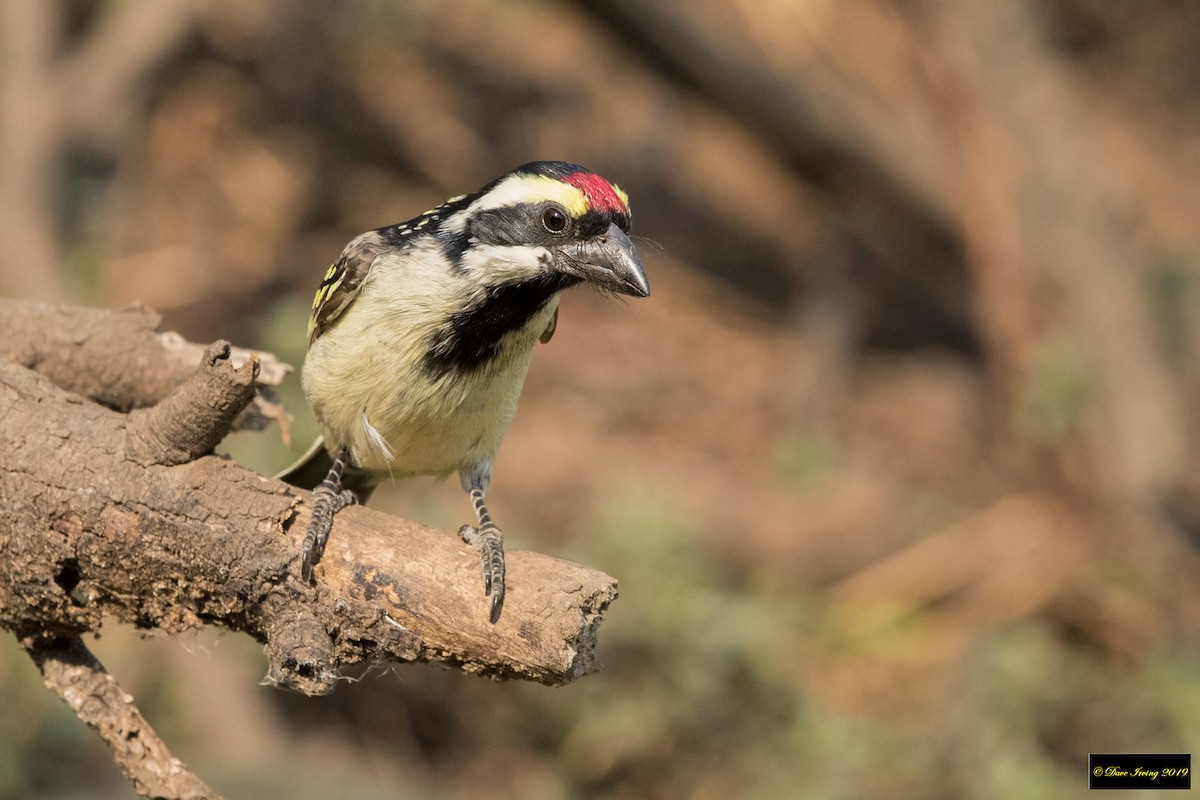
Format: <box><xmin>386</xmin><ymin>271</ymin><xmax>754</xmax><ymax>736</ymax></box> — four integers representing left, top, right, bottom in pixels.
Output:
<box><xmin>300</xmin><ymin>488</ymin><xmax>357</xmax><ymax>581</ymax></box>
<box><xmin>460</xmin><ymin>524</ymin><xmax>506</xmax><ymax>624</ymax></box>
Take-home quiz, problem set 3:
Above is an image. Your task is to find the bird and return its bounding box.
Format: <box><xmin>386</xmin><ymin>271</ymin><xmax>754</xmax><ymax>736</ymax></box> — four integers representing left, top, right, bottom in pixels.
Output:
<box><xmin>279</xmin><ymin>161</ymin><xmax>649</xmax><ymax>624</ymax></box>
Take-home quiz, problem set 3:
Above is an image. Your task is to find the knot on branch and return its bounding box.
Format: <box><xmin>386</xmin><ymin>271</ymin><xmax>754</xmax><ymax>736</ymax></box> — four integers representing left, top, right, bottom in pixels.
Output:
<box><xmin>262</xmin><ymin>607</ymin><xmax>342</xmax><ymax>695</ymax></box>
<box><xmin>125</xmin><ymin>340</ymin><xmax>259</xmax><ymax>465</ymax></box>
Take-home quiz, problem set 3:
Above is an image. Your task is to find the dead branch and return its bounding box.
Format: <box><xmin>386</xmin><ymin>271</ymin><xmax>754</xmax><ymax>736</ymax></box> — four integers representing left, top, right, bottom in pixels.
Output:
<box><xmin>21</xmin><ymin>632</ymin><xmax>218</xmax><ymax>800</ymax></box>
<box><xmin>0</xmin><ymin>300</ymin><xmax>617</xmax><ymax>796</ymax></box>
<box><xmin>0</xmin><ymin>298</ymin><xmax>291</xmax><ymax>436</ymax></box>
<box><xmin>125</xmin><ymin>340</ymin><xmax>260</xmax><ymax>465</ymax></box>
<box><xmin>59</xmin><ymin>0</ymin><xmax>201</xmax><ymax>147</ymax></box>
<box><xmin>0</xmin><ymin>0</ymin><xmax>64</xmax><ymax>299</ymax></box>
<box><xmin>0</xmin><ymin>1</ymin><xmax>199</xmax><ymax>300</ymax></box>
<box><xmin>0</xmin><ymin>305</ymin><xmax>616</xmax><ymax>686</ymax></box>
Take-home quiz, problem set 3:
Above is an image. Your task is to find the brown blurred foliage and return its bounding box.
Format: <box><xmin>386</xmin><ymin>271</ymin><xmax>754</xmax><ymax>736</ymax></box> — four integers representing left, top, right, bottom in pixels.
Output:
<box><xmin>4</xmin><ymin>0</ymin><xmax>1200</xmax><ymax>798</ymax></box>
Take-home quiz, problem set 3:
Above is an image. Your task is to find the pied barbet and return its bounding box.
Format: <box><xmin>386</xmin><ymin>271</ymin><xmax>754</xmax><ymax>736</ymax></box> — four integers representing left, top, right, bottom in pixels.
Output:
<box><xmin>281</xmin><ymin>161</ymin><xmax>649</xmax><ymax>624</ymax></box>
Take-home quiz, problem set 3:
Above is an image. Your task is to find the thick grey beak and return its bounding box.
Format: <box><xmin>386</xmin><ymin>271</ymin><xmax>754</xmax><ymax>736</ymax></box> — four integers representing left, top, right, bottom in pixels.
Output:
<box><xmin>563</xmin><ymin>223</ymin><xmax>650</xmax><ymax>298</ymax></box>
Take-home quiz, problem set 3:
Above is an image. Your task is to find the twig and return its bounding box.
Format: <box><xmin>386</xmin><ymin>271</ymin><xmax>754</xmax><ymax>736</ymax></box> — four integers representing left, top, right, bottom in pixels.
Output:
<box><xmin>125</xmin><ymin>340</ymin><xmax>260</xmax><ymax>465</ymax></box>
<box><xmin>21</xmin><ymin>632</ymin><xmax>219</xmax><ymax>799</ymax></box>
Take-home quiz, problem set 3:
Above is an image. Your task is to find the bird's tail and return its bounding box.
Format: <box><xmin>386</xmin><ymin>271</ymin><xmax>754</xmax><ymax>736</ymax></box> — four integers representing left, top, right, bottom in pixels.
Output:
<box><xmin>275</xmin><ymin>436</ymin><xmax>380</xmax><ymax>502</ymax></box>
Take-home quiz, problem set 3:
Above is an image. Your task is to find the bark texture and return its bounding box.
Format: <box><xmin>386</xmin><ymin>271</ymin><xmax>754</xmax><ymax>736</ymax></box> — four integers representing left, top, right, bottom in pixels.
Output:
<box><xmin>0</xmin><ymin>300</ymin><xmax>618</xmax><ymax>797</ymax></box>
<box><xmin>0</xmin><ymin>297</ymin><xmax>291</xmax><ymax>434</ymax></box>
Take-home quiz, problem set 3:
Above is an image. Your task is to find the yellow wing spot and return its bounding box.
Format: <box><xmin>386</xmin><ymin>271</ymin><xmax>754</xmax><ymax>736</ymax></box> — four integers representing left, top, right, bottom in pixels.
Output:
<box><xmin>307</xmin><ymin>264</ymin><xmax>345</xmax><ymax>338</ymax></box>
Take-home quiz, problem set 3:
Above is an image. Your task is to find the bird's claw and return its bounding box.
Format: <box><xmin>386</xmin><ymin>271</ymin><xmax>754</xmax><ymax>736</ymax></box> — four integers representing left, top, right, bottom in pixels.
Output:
<box><xmin>300</xmin><ymin>544</ymin><xmax>315</xmax><ymax>582</ymax></box>
<box><xmin>300</xmin><ymin>516</ymin><xmax>329</xmax><ymax>581</ymax></box>
<box><xmin>461</xmin><ymin>524</ymin><xmax>506</xmax><ymax>624</ymax></box>
<box><xmin>300</xmin><ymin>522</ymin><xmax>328</xmax><ymax>582</ymax></box>
<box><xmin>301</xmin><ymin>480</ymin><xmax>357</xmax><ymax>582</ymax></box>
<box><xmin>489</xmin><ymin>587</ymin><xmax>504</xmax><ymax>625</ymax></box>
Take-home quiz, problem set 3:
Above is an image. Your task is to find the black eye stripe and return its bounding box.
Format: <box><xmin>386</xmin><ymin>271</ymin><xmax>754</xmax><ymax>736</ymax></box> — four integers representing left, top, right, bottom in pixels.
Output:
<box><xmin>467</xmin><ymin>204</ymin><xmax>627</xmax><ymax>246</ymax></box>
<box><xmin>467</xmin><ymin>203</ymin><xmax>561</xmax><ymax>247</ymax></box>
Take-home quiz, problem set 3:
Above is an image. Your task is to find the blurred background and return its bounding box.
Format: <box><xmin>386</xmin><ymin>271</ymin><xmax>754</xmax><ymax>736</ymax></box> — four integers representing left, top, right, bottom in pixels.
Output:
<box><xmin>3</xmin><ymin>0</ymin><xmax>1200</xmax><ymax>797</ymax></box>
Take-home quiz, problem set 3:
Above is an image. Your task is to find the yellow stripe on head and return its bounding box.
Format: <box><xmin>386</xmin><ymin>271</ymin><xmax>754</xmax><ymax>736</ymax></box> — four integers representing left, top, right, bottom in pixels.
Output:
<box><xmin>613</xmin><ymin>184</ymin><xmax>630</xmax><ymax>212</ymax></box>
<box><xmin>472</xmin><ymin>174</ymin><xmax>590</xmax><ymax>217</ymax></box>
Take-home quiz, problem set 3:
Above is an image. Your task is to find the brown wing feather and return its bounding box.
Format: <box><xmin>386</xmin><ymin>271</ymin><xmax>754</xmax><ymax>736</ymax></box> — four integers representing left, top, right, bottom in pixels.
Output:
<box><xmin>307</xmin><ymin>231</ymin><xmax>387</xmax><ymax>344</ymax></box>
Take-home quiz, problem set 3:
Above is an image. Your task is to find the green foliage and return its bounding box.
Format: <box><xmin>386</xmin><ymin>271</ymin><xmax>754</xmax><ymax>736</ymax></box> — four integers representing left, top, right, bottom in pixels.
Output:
<box><xmin>773</xmin><ymin>433</ymin><xmax>840</xmax><ymax>493</ymax></box>
<box><xmin>1146</xmin><ymin>255</ymin><xmax>1197</xmax><ymax>363</ymax></box>
<box><xmin>1014</xmin><ymin>336</ymin><xmax>1092</xmax><ymax>442</ymax></box>
<box><xmin>533</xmin><ymin>491</ymin><xmax>816</xmax><ymax>797</ymax></box>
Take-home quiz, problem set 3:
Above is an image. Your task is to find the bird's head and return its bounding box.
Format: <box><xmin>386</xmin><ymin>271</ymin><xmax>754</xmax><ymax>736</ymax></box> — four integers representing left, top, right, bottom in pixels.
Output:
<box><xmin>433</xmin><ymin>161</ymin><xmax>650</xmax><ymax>298</ymax></box>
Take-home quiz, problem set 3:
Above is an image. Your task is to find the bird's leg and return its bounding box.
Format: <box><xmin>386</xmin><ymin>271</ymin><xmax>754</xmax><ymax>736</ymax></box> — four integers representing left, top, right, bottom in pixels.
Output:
<box><xmin>459</xmin><ymin>487</ymin><xmax>505</xmax><ymax>624</ymax></box>
<box><xmin>300</xmin><ymin>449</ymin><xmax>358</xmax><ymax>581</ymax></box>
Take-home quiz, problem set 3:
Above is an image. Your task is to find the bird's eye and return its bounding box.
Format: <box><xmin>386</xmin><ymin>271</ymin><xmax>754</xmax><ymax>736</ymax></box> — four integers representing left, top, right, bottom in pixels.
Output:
<box><xmin>542</xmin><ymin>206</ymin><xmax>569</xmax><ymax>234</ymax></box>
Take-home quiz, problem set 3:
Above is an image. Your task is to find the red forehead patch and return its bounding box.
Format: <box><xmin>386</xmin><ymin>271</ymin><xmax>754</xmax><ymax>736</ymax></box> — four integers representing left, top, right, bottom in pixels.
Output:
<box><xmin>562</xmin><ymin>171</ymin><xmax>628</xmax><ymax>214</ymax></box>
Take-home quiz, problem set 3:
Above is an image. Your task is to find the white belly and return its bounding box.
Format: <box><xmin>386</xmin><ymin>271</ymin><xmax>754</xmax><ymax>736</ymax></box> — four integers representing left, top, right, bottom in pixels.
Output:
<box><xmin>302</xmin><ymin>275</ymin><xmax>557</xmax><ymax>480</ymax></box>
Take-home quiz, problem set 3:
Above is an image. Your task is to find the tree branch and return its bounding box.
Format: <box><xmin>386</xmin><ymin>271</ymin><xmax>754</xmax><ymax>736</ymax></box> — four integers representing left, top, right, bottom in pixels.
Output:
<box><xmin>125</xmin><ymin>340</ymin><xmax>260</xmax><ymax>465</ymax></box>
<box><xmin>0</xmin><ymin>305</ymin><xmax>616</xmax><ymax>687</ymax></box>
<box><xmin>20</xmin><ymin>632</ymin><xmax>218</xmax><ymax>800</ymax></box>
<box><xmin>0</xmin><ymin>299</ymin><xmax>618</xmax><ymax>794</ymax></box>
<box><xmin>0</xmin><ymin>297</ymin><xmax>291</xmax><ymax>437</ymax></box>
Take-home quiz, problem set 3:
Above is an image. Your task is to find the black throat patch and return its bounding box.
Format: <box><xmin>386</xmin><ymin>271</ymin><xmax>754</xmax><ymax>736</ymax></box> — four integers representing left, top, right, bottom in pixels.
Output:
<box><xmin>423</xmin><ymin>273</ymin><xmax>581</xmax><ymax>378</ymax></box>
